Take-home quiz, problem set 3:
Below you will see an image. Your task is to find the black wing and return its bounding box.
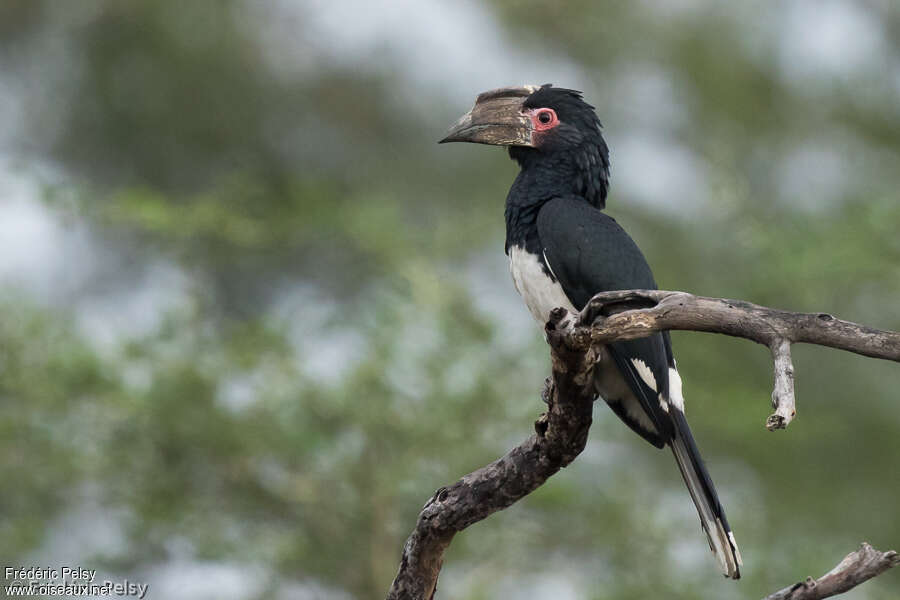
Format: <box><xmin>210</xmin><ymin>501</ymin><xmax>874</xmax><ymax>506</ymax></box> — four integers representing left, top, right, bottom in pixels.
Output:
<box><xmin>537</xmin><ymin>196</ymin><xmax>743</xmax><ymax>578</ymax></box>
<box><xmin>537</xmin><ymin>195</ymin><xmax>674</xmax><ymax>446</ymax></box>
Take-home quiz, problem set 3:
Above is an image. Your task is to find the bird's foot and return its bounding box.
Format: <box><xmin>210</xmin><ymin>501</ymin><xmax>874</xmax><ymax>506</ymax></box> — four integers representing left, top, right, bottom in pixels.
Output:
<box><xmin>577</xmin><ymin>301</ymin><xmax>606</xmax><ymax>327</ymax></box>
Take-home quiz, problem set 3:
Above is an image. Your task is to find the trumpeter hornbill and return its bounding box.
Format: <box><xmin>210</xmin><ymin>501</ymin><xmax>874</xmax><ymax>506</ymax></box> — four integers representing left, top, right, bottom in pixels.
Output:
<box><xmin>440</xmin><ymin>84</ymin><xmax>742</xmax><ymax>579</ymax></box>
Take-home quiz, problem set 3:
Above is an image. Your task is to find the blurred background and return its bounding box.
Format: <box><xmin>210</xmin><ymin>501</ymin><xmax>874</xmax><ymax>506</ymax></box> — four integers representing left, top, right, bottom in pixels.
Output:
<box><xmin>1</xmin><ymin>1</ymin><xmax>898</xmax><ymax>599</ymax></box>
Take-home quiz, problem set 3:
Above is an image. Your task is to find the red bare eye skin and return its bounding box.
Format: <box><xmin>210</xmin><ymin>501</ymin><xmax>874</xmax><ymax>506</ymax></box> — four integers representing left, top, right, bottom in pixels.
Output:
<box><xmin>529</xmin><ymin>108</ymin><xmax>559</xmax><ymax>131</ymax></box>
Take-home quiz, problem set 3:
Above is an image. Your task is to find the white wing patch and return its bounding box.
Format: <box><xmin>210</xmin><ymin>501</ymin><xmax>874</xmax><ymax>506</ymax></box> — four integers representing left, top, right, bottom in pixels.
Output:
<box><xmin>668</xmin><ymin>367</ymin><xmax>685</xmax><ymax>413</ymax></box>
<box><xmin>630</xmin><ymin>358</ymin><xmax>658</xmax><ymax>392</ymax></box>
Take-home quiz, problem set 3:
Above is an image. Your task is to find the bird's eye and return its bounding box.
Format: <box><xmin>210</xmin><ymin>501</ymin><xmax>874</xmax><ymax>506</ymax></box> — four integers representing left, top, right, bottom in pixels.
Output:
<box><xmin>532</xmin><ymin>108</ymin><xmax>558</xmax><ymax>131</ymax></box>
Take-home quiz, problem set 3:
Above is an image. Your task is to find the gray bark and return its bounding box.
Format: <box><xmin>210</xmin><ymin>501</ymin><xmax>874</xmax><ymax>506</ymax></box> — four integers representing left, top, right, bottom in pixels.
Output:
<box><xmin>576</xmin><ymin>290</ymin><xmax>900</xmax><ymax>429</ymax></box>
<box><xmin>386</xmin><ymin>291</ymin><xmax>900</xmax><ymax>599</ymax></box>
<box><xmin>386</xmin><ymin>307</ymin><xmax>596</xmax><ymax>600</ymax></box>
<box><xmin>763</xmin><ymin>543</ymin><xmax>899</xmax><ymax>600</ymax></box>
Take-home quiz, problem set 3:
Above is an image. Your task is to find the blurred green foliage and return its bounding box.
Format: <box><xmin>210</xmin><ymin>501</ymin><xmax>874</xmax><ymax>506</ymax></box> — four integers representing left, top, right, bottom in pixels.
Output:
<box><xmin>1</xmin><ymin>1</ymin><xmax>898</xmax><ymax>599</ymax></box>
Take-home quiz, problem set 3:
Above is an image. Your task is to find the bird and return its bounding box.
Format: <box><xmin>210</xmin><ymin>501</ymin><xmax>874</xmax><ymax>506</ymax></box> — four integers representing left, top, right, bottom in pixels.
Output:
<box><xmin>440</xmin><ymin>84</ymin><xmax>742</xmax><ymax>579</ymax></box>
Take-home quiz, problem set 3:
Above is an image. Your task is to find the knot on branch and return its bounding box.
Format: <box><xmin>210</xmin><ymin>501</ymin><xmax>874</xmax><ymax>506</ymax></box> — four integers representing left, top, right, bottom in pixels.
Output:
<box><xmin>534</xmin><ymin>413</ymin><xmax>549</xmax><ymax>437</ymax></box>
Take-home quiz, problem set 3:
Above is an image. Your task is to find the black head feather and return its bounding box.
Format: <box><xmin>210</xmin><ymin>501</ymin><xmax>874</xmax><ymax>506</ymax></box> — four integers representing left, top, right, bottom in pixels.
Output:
<box><xmin>510</xmin><ymin>84</ymin><xmax>610</xmax><ymax>209</ymax></box>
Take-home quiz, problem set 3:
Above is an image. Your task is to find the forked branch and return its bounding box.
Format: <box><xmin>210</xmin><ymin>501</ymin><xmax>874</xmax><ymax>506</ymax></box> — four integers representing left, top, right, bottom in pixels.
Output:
<box><xmin>575</xmin><ymin>290</ymin><xmax>900</xmax><ymax>429</ymax></box>
<box><xmin>386</xmin><ymin>307</ymin><xmax>596</xmax><ymax>600</ymax></box>
<box><xmin>386</xmin><ymin>290</ymin><xmax>900</xmax><ymax>599</ymax></box>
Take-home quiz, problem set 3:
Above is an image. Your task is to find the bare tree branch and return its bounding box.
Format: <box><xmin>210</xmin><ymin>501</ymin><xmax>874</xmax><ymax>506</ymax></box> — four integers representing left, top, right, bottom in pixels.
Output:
<box><xmin>575</xmin><ymin>290</ymin><xmax>900</xmax><ymax>429</ymax></box>
<box><xmin>386</xmin><ymin>307</ymin><xmax>596</xmax><ymax>600</ymax></box>
<box><xmin>763</xmin><ymin>543</ymin><xmax>899</xmax><ymax>600</ymax></box>
<box><xmin>386</xmin><ymin>291</ymin><xmax>900</xmax><ymax>599</ymax></box>
<box><xmin>768</xmin><ymin>339</ymin><xmax>796</xmax><ymax>430</ymax></box>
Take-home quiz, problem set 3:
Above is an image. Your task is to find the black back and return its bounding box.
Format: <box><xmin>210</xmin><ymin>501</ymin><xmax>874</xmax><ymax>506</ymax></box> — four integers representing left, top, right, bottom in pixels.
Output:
<box><xmin>538</xmin><ymin>196</ymin><xmax>675</xmax><ymax>447</ymax></box>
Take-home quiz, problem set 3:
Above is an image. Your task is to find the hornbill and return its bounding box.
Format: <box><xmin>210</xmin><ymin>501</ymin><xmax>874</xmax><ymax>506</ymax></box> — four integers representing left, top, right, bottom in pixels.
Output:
<box><xmin>440</xmin><ymin>84</ymin><xmax>742</xmax><ymax>579</ymax></box>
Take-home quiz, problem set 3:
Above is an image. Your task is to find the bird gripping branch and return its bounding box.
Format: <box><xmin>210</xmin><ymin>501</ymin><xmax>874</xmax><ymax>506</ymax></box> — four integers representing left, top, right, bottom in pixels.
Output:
<box><xmin>441</xmin><ymin>84</ymin><xmax>742</xmax><ymax>579</ymax></box>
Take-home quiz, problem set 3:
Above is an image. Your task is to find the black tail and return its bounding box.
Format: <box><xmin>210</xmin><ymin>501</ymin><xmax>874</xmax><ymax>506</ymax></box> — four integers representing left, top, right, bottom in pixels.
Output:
<box><xmin>668</xmin><ymin>409</ymin><xmax>742</xmax><ymax>579</ymax></box>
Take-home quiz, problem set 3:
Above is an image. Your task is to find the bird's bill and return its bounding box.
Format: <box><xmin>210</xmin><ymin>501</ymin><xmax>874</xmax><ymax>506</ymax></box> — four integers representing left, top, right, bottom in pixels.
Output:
<box><xmin>439</xmin><ymin>85</ymin><xmax>539</xmax><ymax>146</ymax></box>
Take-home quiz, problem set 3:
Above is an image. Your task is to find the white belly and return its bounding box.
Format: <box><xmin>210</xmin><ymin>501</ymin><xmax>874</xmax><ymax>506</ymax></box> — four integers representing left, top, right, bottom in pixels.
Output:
<box><xmin>509</xmin><ymin>245</ymin><xmax>576</xmax><ymax>324</ymax></box>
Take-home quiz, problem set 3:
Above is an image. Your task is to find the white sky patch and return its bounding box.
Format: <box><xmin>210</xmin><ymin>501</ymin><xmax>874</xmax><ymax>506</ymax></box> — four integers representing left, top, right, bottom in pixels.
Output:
<box><xmin>141</xmin><ymin>561</ymin><xmax>268</xmax><ymax>600</ymax></box>
<box><xmin>578</xmin><ymin>438</ymin><xmax>633</xmax><ymax>469</ymax></box>
<box><xmin>74</xmin><ymin>260</ymin><xmax>190</xmax><ymax>352</ymax></box>
<box><xmin>665</xmin><ymin>528</ymin><xmax>711</xmax><ymax>574</ymax></box>
<box><xmin>607</xmin><ymin>61</ymin><xmax>689</xmax><ymax>133</ymax></box>
<box><xmin>0</xmin><ymin>164</ymin><xmax>99</xmax><ymax>300</ymax></box>
<box><xmin>777</xmin><ymin>0</ymin><xmax>886</xmax><ymax>84</ymax></box>
<box><xmin>298</xmin><ymin>328</ymin><xmax>367</xmax><ymax>383</ymax></box>
<box><xmin>269</xmin><ymin>283</ymin><xmax>368</xmax><ymax>383</ymax></box>
<box><xmin>776</xmin><ymin>141</ymin><xmax>851</xmax><ymax>211</ymax></box>
<box><xmin>512</xmin><ymin>574</ymin><xmax>579</xmax><ymax>600</ymax></box>
<box><xmin>251</xmin><ymin>0</ymin><xmax>584</xmax><ymax>104</ymax></box>
<box><xmin>217</xmin><ymin>374</ymin><xmax>261</xmax><ymax>414</ymax></box>
<box><xmin>383</xmin><ymin>312</ymin><xmax>442</xmax><ymax>401</ymax></box>
<box><xmin>274</xmin><ymin>579</ymin><xmax>356</xmax><ymax>600</ymax></box>
<box><xmin>271</xmin><ymin>284</ymin><xmax>369</xmax><ymax>384</ymax></box>
<box><xmin>29</xmin><ymin>491</ymin><xmax>131</xmax><ymax>566</ymax></box>
<box><xmin>464</xmin><ymin>251</ymin><xmax>537</xmax><ymax>351</ymax></box>
<box><xmin>613</xmin><ymin>132</ymin><xmax>710</xmax><ymax>213</ymax></box>
<box><xmin>0</xmin><ymin>160</ymin><xmax>191</xmax><ymax>352</ymax></box>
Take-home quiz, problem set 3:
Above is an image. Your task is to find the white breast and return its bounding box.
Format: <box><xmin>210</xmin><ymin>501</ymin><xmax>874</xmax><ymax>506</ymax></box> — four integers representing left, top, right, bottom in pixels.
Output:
<box><xmin>509</xmin><ymin>245</ymin><xmax>576</xmax><ymax>324</ymax></box>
